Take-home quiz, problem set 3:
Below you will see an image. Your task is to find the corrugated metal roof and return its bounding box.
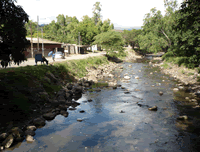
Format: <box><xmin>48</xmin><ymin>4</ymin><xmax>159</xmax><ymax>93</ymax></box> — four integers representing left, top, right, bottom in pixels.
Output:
<box><xmin>26</xmin><ymin>37</ymin><xmax>63</xmax><ymax>44</ymax></box>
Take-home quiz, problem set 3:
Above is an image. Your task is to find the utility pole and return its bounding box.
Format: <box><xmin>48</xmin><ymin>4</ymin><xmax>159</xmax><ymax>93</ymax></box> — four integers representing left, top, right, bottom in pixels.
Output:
<box><xmin>37</xmin><ymin>16</ymin><xmax>39</xmax><ymax>52</ymax></box>
<box><xmin>30</xmin><ymin>22</ymin><xmax>33</xmax><ymax>58</ymax></box>
<box><xmin>41</xmin><ymin>28</ymin><xmax>44</xmax><ymax>56</ymax></box>
<box><xmin>79</xmin><ymin>32</ymin><xmax>80</xmax><ymax>54</ymax></box>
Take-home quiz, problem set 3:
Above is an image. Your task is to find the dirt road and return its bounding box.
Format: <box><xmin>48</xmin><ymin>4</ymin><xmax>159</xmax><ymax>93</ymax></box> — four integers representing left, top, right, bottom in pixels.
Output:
<box><xmin>0</xmin><ymin>51</ymin><xmax>107</xmax><ymax>69</ymax></box>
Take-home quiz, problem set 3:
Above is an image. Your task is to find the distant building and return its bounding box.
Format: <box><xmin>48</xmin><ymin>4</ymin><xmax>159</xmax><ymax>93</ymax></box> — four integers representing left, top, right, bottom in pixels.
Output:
<box><xmin>26</xmin><ymin>37</ymin><xmax>63</xmax><ymax>58</ymax></box>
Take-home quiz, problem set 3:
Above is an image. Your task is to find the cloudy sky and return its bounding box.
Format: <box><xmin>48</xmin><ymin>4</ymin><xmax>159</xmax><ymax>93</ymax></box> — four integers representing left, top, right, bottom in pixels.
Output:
<box><xmin>15</xmin><ymin>0</ymin><xmax>184</xmax><ymax>29</ymax></box>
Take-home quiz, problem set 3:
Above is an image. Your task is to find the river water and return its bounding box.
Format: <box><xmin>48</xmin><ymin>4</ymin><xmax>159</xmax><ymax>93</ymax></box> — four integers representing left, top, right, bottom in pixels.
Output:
<box><xmin>5</xmin><ymin>60</ymin><xmax>200</xmax><ymax>152</ymax></box>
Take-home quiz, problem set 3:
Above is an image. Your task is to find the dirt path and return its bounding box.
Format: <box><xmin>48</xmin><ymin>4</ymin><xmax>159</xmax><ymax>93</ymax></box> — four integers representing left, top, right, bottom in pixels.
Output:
<box><xmin>0</xmin><ymin>51</ymin><xmax>107</xmax><ymax>69</ymax></box>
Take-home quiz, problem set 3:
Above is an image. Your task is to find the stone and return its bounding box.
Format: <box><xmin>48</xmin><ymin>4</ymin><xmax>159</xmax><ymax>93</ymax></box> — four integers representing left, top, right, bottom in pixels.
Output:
<box><xmin>138</xmin><ymin>70</ymin><xmax>141</xmax><ymax>72</ymax></box>
<box><xmin>185</xmin><ymin>97</ymin><xmax>190</xmax><ymax>100</ymax></box>
<box><xmin>77</xmin><ymin>118</ymin><xmax>83</xmax><ymax>122</ymax></box>
<box><xmin>88</xmin><ymin>99</ymin><xmax>93</xmax><ymax>102</ymax></box>
<box><xmin>150</xmin><ymin>72</ymin><xmax>153</xmax><ymax>75</ymax></box>
<box><xmin>177</xmin><ymin>115</ymin><xmax>188</xmax><ymax>120</ymax></box>
<box><xmin>128</xmin><ymin>65</ymin><xmax>132</xmax><ymax>67</ymax></box>
<box><xmin>1</xmin><ymin>134</ymin><xmax>14</xmax><ymax>149</ymax></box>
<box><xmin>121</xmin><ymin>87</ymin><xmax>125</xmax><ymax>89</ymax></box>
<box><xmin>124</xmin><ymin>76</ymin><xmax>131</xmax><ymax>80</ymax></box>
<box><xmin>120</xmin><ymin>110</ymin><xmax>125</xmax><ymax>113</ymax></box>
<box><xmin>26</xmin><ymin>135</ymin><xmax>35</xmax><ymax>142</ymax></box>
<box><xmin>113</xmin><ymin>86</ymin><xmax>117</xmax><ymax>89</ymax></box>
<box><xmin>162</xmin><ymin>80</ymin><xmax>165</xmax><ymax>82</ymax></box>
<box><xmin>0</xmin><ymin>133</ymin><xmax>8</xmax><ymax>142</ymax></box>
<box><xmin>152</xmin><ymin>85</ymin><xmax>155</xmax><ymax>87</ymax></box>
<box><xmin>173</xmin><ymin>88</ymin><xmax>179</xmax><ymax>91</ymax></box>
<box><xmin>66</xmin><ymin>83</ymin><xmax>73</xmax><ymax>90</ymax></box>
<box><xmin>32</xmin><ymin>118</ymin><xmax>46</xmax><ymax>127</ymax></box>
<box><xmin>79</xmin><ymin>110</ymin><xmax>85</xmax><ymax>113</ymax></box>
<box><xmin>135</xmin><ymin>76</ymin><xmax>139</xmax><ymax>79</ymax></box>
<box><xmin>134</xmin><ymin>89</ymin><xmax>140</xmax><ymax>91</ymax></box>
<box><xmin>148</xmin><ymin>106</ymin><xmax>158</xmax><ymax>111</ymax></box>
<box><xmin>58</xmin><ymin>104</ymin><xmax>68</xmax><ymax>111</ymax></box>
<box><xmin>25</xmin><ymin>130</ymin><xmax>35</xmax><ymax>136</ymax></box>
<box><xmin>69</xmin><ymin>107</ymin><xmax>76</xmax><ymax>110</ymax></box>
<box><xmin>158</xmin><ymin>91</ymin><xmax>163</xmax><ymax>96</ymax></box>
<box><xmin>191</xmin><ymin>99</ymin><xmax>197</xmax><ymax>102</ymax></box>
<box><xmin>26</xmin><ymin>126</ymin><xmax>36</xmax><ymax>131</ymax></box>
<box><xmin>124</xmin><ymin>91</ymin><xmax>130</xmax><ymax>94</ymax></box>
<box><xmin>9</xmin><ymin>127</ymin><xmax>24</xmax><ymax>139</ymax></box>
<box><xmin>178</xmin><ymin>86</ymin><xmax>184</xmax><ymax>90</ymax></box>
<box><xmin>43</xmin><ymin>113</ymin><xmax>56</xmax><ymax>121</ymax></box>
<box><xmin>117</xmin><ymin>84</ymin><xmax>121</xmax><ymax>87</ymax></box>
<box><xmin>60</xmin><ymin>110</ymin><xmax>69</xmax><ymax>117</ymax></box>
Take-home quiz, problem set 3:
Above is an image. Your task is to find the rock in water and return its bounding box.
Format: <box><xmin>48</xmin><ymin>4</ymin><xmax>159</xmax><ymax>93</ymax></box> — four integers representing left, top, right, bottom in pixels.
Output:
<box><xmin>148</xmin><ymin>106</ymin><xmax>158</xmax><ymax>111</ymax></box>
<box><xmin>158</xmin><ymin>91</ymin><xmax>163</xmax><ymax>96</ymax></box>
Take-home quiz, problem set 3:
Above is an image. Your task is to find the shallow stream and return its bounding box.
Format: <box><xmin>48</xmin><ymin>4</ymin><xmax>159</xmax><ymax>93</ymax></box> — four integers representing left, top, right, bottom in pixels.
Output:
<box><xmin>5</xmin><ymin>61</ymin><xmax>200</xmax><ymax>152</ymax></box>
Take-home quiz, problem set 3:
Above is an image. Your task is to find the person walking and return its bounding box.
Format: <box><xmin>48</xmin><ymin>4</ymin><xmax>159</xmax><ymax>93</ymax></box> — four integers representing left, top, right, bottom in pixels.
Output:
<box><xmin>52</xmin><ymin>52</ymin><xmax>55</xmax><ymax>62</ymax></box>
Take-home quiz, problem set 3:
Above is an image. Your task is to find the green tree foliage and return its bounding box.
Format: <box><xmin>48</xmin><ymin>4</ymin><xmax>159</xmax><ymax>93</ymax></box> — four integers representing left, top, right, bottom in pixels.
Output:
<box><xmin>169</xmin><ymin>0</ymin><xmax>200</xmax><ymax>68</ymax></box>
<box><xmin>92</xmin><ymin>1</ymin><xmax>102</xmax><ymax>25</ymax></box>
<box><xmin>101</xmin><ymin>19</ymin><xmax>114</xmax><ymax>33</ymax></box>
<box><xmin>0</xmin><ymin>0</ymin><xmax>30</xmax><ymax>61</ymax></box>
<box><xmin>76</xmin><ymin>15</ymin><xmax>98</xmax><ymax>45</ymax></box>
<box><xmin>121</xmin><ymin>29</ymin><xmax>142</xmax><ymax>49</ymax></box>
<box><xmin>25</xmin><ymin>20</ymin><xmax>38</xmax><ymax>37</ymax></box>
<box><xmin>92</xmin><ymin>30</ymin><xmax>125</xmax><ymax>54</ymax></box>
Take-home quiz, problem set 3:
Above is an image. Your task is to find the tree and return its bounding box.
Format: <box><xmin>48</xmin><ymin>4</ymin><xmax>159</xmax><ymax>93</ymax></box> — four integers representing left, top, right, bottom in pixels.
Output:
<box><xmin>170</xmin><ymin>0</ymin><xmax>200</xmax><ymax>67</ymax></box>
<box><xmin>76</xmin><ymin>15</ymin><xmax>98</xmax><ymax>45</ymax></box>
<box><xmin>92</xmin><ymin>1</ymin><xmax>102</xmax><ymax>25</ymax></box>
<box><xmin>25</xmin><ymin>20</ymin><xmax>37</xmax><ymax>37</ymax></box>
<box><xmin>0</xmin><ymin>0</ymin><xmax>30</xmax><ymax>61</ymax></box>
<box><xmin>121</xmin><ymin>29</ymin><xmax>142</xmax><ymax>49</ymax></box>
<box><xmin>101</xmin><ymin>19</ymin><xmax>114</xmax><ymax>33</ymax></box>
<box><xmin>92</xmin><ymin>30</ymin><xmax>125</xmax><ymax>54</ymax></box>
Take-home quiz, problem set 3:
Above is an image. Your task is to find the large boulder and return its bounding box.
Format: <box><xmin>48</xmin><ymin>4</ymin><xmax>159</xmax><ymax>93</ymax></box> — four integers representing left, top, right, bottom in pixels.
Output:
<box><xmin>25</xmin><ymin>130</ymin><xmax>35</xmax><ymax>136</ymax></box>
<box><xmin>32</xmin><ymin>118</ymin><xmax>46</xmax><ymax>127</ymax></box>
<box><xmin>66</xmin><ymin>83</ymin><xmax>73</xmax><ymax>90</ymax></box>
<box><xmin>42</xmin><ymin>113</ymin><xmax>56</xmax><ymax>121</ymax></box>
<box><xmin>0</xmin><ymin>133</ymin><xmax>8</xmax><ymax>142</ymax></box>
<box><xmin>9</xmin><ymin>127</ymin><xmax>24</xmax><ymax>140</ymax></box>
<box><xmin>1</xmin><ymin>134</ymin><xmax>14</xmax><ymax>149</ymax></box>
<box><xmin>26</xmin><ymin>126</ymin><xmax>36</xmax><ymax>131</ymax></box>
<box><xmin>72</xmin><ymin>86</ymin><xmax>83</xmax><ymax>94</ymax></box>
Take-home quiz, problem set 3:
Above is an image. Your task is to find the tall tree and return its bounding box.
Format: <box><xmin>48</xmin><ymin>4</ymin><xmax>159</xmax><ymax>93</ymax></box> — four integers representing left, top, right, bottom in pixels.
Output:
<box><xmin>101</xmin><ymin>19</ymin><xmax>114</xmax><ymax>33</ymax></box>
<box><xmin>92</xmin><ymin>2</ymin><xmax>102</xmax><ymax>25</ymax></box>
<box><xmin>25</xmin><ymin>20</ymin><xmax>38</xmax><ymax>37</ymax></box>
<box><xmin>76</xmin><ymin>15</ymin><xmax>98</xmax><ymax>45</ymax></box>
<box><xmin>0</xmin><ymin>0</ymin><xmax>30</xmax><ymax>61</ymax></box>
<box><xmin>171</xmin><ymin>0</ymin><xmax>200</xmax><ymax>67</ymax></box>
<box><xmin>92</xmin><ymin>30</ymin><xmax>125</xmax><ymax>54</ymax></box>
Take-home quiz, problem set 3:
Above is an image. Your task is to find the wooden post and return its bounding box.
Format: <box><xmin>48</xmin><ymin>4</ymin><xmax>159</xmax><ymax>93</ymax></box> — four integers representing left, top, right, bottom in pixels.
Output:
<box><xmin>30</xmin><ymin>22</ymin><xmax>33</xmax><ymax>58</ymax></box>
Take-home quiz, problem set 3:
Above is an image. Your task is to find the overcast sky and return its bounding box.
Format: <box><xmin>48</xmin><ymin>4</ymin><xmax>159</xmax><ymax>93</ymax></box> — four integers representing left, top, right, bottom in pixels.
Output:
<box><xmin>15</xmin><ymin>0</ymin><xmax>184</xmax><ymax>29</ymax></box>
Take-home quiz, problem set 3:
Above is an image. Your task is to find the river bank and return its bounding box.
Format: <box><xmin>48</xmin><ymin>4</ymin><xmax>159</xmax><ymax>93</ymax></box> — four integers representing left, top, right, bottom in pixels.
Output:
<box><xmin>1</xmin><ymin>48</ymin><xmax>200</xmax><ymax>151</ymax></box>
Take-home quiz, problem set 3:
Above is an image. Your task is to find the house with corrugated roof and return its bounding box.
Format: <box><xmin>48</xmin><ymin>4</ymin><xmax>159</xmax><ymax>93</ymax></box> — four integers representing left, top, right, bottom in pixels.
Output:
<box><xmin>25</xmin><ymin>37</ymin><xmax>63</xmax><ymax>58</ymax></box>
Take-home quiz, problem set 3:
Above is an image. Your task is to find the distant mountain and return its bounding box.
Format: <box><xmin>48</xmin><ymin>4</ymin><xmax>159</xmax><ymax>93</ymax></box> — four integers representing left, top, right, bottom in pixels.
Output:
<box><xmin>39</xmin><ymin>24</ymin><xmax>48</xmax><ymax>27</ymax></box>
<box><xmin>114</xmin><ymin>27</ymin><xmax>141</xmax><ymax>31</ymax></box>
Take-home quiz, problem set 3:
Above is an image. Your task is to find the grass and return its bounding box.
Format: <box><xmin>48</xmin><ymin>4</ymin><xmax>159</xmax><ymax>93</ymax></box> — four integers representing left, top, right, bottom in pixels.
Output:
<box><xmin>0</xmin><ymin>55</ymin><xmax>112</xmax><ymax>119</ymax></box>
<box><xmin>188</xmin><ymin>72</ymin><xmax>194</xmax><ymax>76</ymax></box>
<box><xmin>54</xmin><ymin>56</ymin><xmax>109</xmax><ymax>78</ymax></box>
<box><xmin>161</xmin><ymin>62</ymin><xmax>169</xmax><ymax>69</ymax></box>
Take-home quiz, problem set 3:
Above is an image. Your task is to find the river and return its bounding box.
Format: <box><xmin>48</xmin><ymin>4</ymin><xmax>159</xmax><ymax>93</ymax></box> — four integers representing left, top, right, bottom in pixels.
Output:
<box><xmin>5</xmin><ymin>60</ymin><xmax>200</xmax><ymax>152</ymax></box>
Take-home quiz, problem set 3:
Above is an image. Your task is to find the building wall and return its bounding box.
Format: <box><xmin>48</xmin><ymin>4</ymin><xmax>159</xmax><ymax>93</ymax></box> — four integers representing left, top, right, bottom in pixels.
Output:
<box><xmin>25</xmin><ymin>43</ymin><xmax>62</xmax><ymax>58</ymax></box>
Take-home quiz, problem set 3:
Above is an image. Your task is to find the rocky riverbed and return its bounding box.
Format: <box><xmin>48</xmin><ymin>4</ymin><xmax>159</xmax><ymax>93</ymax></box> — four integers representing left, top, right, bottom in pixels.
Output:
<box><xmin>1</xmin><ymin>49</ymin><xmax>200</xmax><ymax>151</ymax></box>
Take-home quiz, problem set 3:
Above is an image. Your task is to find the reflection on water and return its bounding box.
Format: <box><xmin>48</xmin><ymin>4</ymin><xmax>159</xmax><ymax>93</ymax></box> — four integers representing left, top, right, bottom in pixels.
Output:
<box><xmin>5</xmin><ymin>62</ymin><xmax>200</xmax><ymax>152</ymax></box>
